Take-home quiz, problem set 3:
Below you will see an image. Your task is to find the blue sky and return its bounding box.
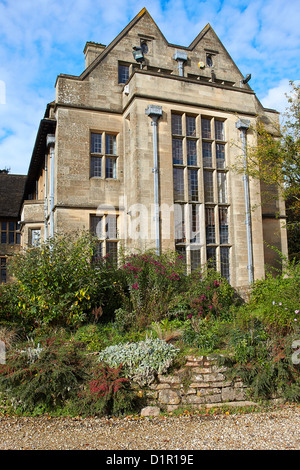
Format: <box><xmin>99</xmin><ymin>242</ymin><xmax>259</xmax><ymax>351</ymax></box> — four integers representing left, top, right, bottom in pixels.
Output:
<box><xmin>0</xmin><ymin>0</ymin><xmax>300</xmax><ymax>175</ymax></box>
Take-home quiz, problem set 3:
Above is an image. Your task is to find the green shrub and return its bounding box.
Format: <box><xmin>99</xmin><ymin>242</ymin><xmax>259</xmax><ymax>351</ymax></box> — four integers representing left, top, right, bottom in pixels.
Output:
<box><xmin>170</xmin><ymin>267</ymin><xmax>239</xmax><ymax>322</ymax></box>
<box><xmin>98</xmin><ymin>337</ymin><xmax>179</xmax><ymax>386</ymax></box>
<box><xmin>116</xmin><ymin>251</ymin><xmax>186</xmax><ymax>329</ymax></box>
<box><xmin>1</xmin><ymin>232</ymin><xmax>121</xmax><ymax>328</ymax></box>
<box><xmin>0</xmin><ymin>335</ymin><xmax>90</xmax><ymax>414</ymax></box>
<box><xmin>182</xmin><ymin>317</ymin><xmax>229</xmax><ymax>354</ymax></box>
<box><xmin>239</xmin><ymin>260</ymin><xmax>300</xmax><ymax>333</ymax></box>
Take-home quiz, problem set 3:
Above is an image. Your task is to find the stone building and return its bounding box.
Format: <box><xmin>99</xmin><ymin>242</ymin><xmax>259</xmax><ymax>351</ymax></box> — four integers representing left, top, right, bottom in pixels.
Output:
<box><xmin>0</xmin><ymin>172</ymin><xmax>26</xmax><ymax>283</ymax></box>
<box><xmin>20</xmin><ymin>8</ymin><xmax>288</xmax><ymax>288</ymax></box>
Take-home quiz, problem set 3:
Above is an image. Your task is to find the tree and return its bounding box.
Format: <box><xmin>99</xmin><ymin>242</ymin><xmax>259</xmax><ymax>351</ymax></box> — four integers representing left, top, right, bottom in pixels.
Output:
<box><xmin>234</xmin><ymin>81</ymin><xmax>300</xmax><ymax>260</ymax></box>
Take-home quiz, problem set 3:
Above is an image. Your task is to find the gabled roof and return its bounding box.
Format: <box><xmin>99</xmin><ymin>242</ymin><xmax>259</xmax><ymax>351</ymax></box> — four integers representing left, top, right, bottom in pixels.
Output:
<box><xmin>80</xmin><ymin>7</ymin><xmax>168</xmax><ymax>80</ymax></box>
<box><xmin>0</xmin><ymin>173</ymin><xmax>27</xmax><ymax>218</ymax></box>
<box><xmin>79</xmin><ymin>8</ymin><xmax>246</xmax><ymax>86</ymax></box>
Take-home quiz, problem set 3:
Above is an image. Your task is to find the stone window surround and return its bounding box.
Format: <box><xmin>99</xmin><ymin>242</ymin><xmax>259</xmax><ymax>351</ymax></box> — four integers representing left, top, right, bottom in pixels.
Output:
<box><xmin>90</xmin><ymin>131</ymin><xmax>118</xmax><ymax>180</ymax></box>
<box><xmin>172</xmin><ymin>111</ymin><xmax>230</xmax><ymax>278</ymax></box>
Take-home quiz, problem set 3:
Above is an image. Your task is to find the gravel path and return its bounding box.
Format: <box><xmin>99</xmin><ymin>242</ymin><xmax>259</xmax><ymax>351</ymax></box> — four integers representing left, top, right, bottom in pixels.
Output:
<box><xmin>0</xmin><ymin>405</ymin><xmax>299</xmax><ymax>451</ymax></box>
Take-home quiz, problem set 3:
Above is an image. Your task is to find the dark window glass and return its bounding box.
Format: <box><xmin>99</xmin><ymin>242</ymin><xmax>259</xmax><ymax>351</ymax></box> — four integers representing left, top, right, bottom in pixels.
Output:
<box><xmin>91</xmin><ymin>156</ymin><xmax>102</xmax><ymax>177</ymax></box>
<box><xmin>118</xmin><ymin>64</ymin><xmax>129</xmax><ymax>84</ymax></box>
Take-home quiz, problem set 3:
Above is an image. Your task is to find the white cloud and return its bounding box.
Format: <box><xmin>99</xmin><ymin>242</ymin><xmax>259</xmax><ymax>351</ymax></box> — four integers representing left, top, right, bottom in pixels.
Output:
<box><xmin>261</xmin><ymin>79</ymin><xmax>292</xmax><ymax>115</ymax></box>
<box><xmin>0</xmin><ymin>0</ymin><xmax>300</xmax><ymax>173</ymax></box>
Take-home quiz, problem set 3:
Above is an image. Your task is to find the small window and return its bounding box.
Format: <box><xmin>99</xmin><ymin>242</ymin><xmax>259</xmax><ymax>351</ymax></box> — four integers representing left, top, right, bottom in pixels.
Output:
<box><xmin>118</xmin><ymin>64</ymin><xmax>129</xmax><ymax>84</ymax></box>
<box><xmin>201</xmin><ymin>118</ymin><xmax>211</xmax><ymax>139</ymax></box>
<box><xmin>0</xmin><ymin>220</ymin><xmax>20</xmax><ymax>245</ymax></box>
<box><xmin>188</xmin><ymin>169</ymin><xmax>198</xmax><ymax>202</ymax></box>
<box><xmin>204</xmin><ymin>171</ymin><xmax>214</xmax><ymax>202</ymax></box>
<box><xmin>105</xmin><ymin>134</ymin><xmax>117</xmax><ymax>155</ymax></box>
<box><xmin>215</xmin><ymin>121</ymin><xmax>225</xmax><ymax>141</ymax></box>
<box><xmin>90</xmin><ymin>214</ymin><xmax>118</xmax><ymax>264</ymax></box>
<box><xmin>90</xmin><ymin>132</ymin><xmax>118</xmax><ymax>179</ymax></box>
<box><xmin>219</xmin><ymin>207</ymin><xmax>229</xmax><ymax>244</ymax></box>
<box><xmin>173</xmin><ymin>168</ymin><xmax>185</xmax><ymax>201</ymax></box>
<box><xmin>174</xmin><ymin>204</ymin><xmax>185</xmax><ymax>243</ymax></box>
<box><xmin>206</xmin><ymin>246</ymin><xmax>216</xmax><ymax>270</ymax></box>
<box><xmin>220</xmin><ymin>246</ymin><xmax>230</xmax><ymax>281</ymax></box>
<box><xmin>202</xmin><ymin>142</ymin><xmax>212</xmax><ymax>167</ymax></box>
<box><xmin>105</xmin><ymin>157</ymin><xmax>117</xmax><ymax>179</ymax></box>
<box><xmin>171</xmin><ymin>114</ymin><xmax>182</xmax><ymax>135</ymax></box>
<box><xmin>187</xmin><ymin>140</ymin><xmax>197</xmax><ymax>166</ymax></box>
<box><xmin>31</xmin><ymin>229</ymin><xmax>41</xmax><ymax>247</ymax></box>
<box><xmin>140</xmin><ymin>42</ymin><xmax>148</xmax><ymax>54</ymax></box>
<box><xmin>186</xmin><ymin>116</ymin><xmax>196</xmax><ymax>137</ymax></box>
<box><xmin>0</xmin><ymin>257</ymin><xmax>7</xmax><ymax>283</ymax></box>
<box><xmin>206</xmin><ymin>54</ymin><xmax>213</xmax><ymax>67</ymax></box>
<box><xmin>190</xmin><ymin>249</ymin><xmax>201</xmax><ymax>271</ymax></box>
<box><xmin>216</xmin><ymin>143</ymin><xmax>225</xmax><ymax>168</ymax></box>
<box><xmin>91</xmin><ymin>133</ymin><xmax>102</xmax><ymax>153</ymax></box>
<box><xmin>205</xmin><ymin>207</ymin><xmax>215</xmax><ymax>244</ymax></box>
<box><xmin>172</xmin><ymin>138</ymin><xmax>183</xmax><ymax>165</ymax></box>
<box><xmin>190</xmin><ymin>204</ymin><xmax>200</xmax><ymax>244</ymax></box>
<box><xmin>217</xmin><ymin>172</ymin><xmax>227</xmax><ymax>203</ymax></box>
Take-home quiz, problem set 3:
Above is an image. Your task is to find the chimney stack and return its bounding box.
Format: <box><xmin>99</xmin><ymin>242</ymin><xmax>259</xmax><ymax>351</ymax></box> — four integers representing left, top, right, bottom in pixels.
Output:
<box><xmin>83</xmin><ymin>42</ymin><xmax>106</xmax><ymax>68</ymax></box>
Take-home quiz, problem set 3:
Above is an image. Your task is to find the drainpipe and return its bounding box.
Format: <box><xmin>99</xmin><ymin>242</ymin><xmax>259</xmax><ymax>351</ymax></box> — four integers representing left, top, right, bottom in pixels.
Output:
<box><xmin>46</xmin><ymin>134</ymin><xmax>55</xmax><ymax>239</ymax></box>
<box><xmin>44</xmin><ymin>153</ymin><xmax>48</xmax><ymax>240</ymax></box>
<box><xmin>173</xmin><ymin>50</ymin><xmax>187</xmax><ymax>77</ymax></box>
<box><xmin>145</xmin><ymin>105</ymin><xmax>163</xmax><ymax>255</ymax></box>
<box><xmin>235</xmin><ymin>119</ymin><xmax>253</xmax><ymax>284</ymax></box>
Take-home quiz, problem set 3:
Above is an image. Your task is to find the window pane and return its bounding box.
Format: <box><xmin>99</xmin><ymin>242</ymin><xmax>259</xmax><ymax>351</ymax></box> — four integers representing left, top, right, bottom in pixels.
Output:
<box><xmin>118</xmin><ymin>64</ymin><xmax>129</xmax><ymax>84</ymax></box>
<box><xmin>215</xmin><ymin>121</ymin><xmax>224</xmax><ymax>140</ymax></box>
<box><xmin>106</xmin><ymin>241</ymin><xmax>118</xmax><ymax>264</ymax></box>
<box><xmin>188</xmin><ymin>169</ymin><xmax>198</xmax><ymax>201</ymax></box>
<box><xmin>9</xmin><ymin>231</ymin><xmax>14</xmax><ymax>244</ymax></box>
<box><xmin>173</xmin><ymin>168</ymin><xmax>185</xmax><ymax>201</ymax></box>
<box><xmin>219</xmin><ymin>207</ymin><xmax>229</xmax><ymax>244</ymax></box>
<box><xmin>91</xmin><ymin>156</ymin><xmax>102</xmax><ymax>177</ymax></box>
<box><xmin>8</xmin><ymin>222</ymin><xmax>14</xmax><ymax>231</ymax></box>
<box><xmin>186</xmin><ymin>116</ymin><xmax>196</xmax><ymax>136</ymax></box>
<box><xmin>190</xmin><ymin>204</ymin><xmax>200</xmax><ymax>243</ymax></box>
<box><xmin>1</xmin><ymin>268</ymin><xmax>6</xmax><ymax>283</ymax></box>
<box><xmin>31</xmin><ymin>229</ymin><xmax>41</xmax><ymax>247</ymax></box>
<box><xmin>1</xmin><ymin>222</ymin><xmax>6</xmax><ymax>231</ymax></box>
<box><xmin>106</xmin><ymin>215</ymin><xmax>118</xmax><ymax>239</ymax></box>
<box><xmin>91</xmin><ymin>133</ymin><xmax>102</xmax><ymax>153</ymax></box>
<box><xmin>204</xmin><ymin>171</ymin><xmax>214</xmax><ymax>202</ymax></box>
<box><xmin>105</xmin><ymin>157</ymin><xmax>117</xmax><ymax>178</ymax></box>
<box><xmin>171</xmin><ymin>114</ymin><xmax>182</xmax><ymax>135</ymax></box>
<box><xmin>205</xmin><ymin>207</ymin><xmax>215</xmax><ymax>244</ymax></box>
<box><xmin>216</xmin><ymin>143</ymin><xmax>225</xmax><ymax>169</ymax></box>
<box><xmin>220</xmin><ymin>246</ymin><xmax>230</xmax><ymax>281</ymax></box>
<box><xmin>92</xmin><ymin>241</ymin><xmax>103</xmax><ymax>263</ymax></box>
<box><xmin>172</xmin><ymin>138</ymin><xmax>183</xmax><ymax>164</ymax></box>
<box><xmin>187</xmin><ymin>140</ymin><xmax>197</xmax><ymax>166</ymax></box>
<box><xmin>1</xmin><ymin>232</ymin><xmax>7</xmax><ymax>244</ymax></box>
<box><xmin>201</xmin><ymin>118</ymin><xmax>211</xmax><ymax>139</ymax></box>
<box><xmin>206</xmin><ymin>246</ymin><xmax>216</xmax><ymax>270</ymax></box>
<box><xmin>90</xmin><ymin>216</ymin><xmax>103</xmax><ymax>238</ymax></box>
<box><xmin>174</xmin><ymin>204</ymin><xmax>185</xmax><ymax>243</ymax></box>
<box><xmin>190</xmin><ymin>249</ymin><xmax>201</xmax><ymax>271</ymax></box>
<box><xmin>176</xmin><ymin>245</ymin><xmax>186</xmax><ymax>265</ymax></box>
<box><xmin>202</xmin><ymin>142</ymin><xmax>212</xmax><ymax>167</ymax></box>
<box><xmin>106</xmin><ymin>134</ymin><xmax>117</xmax><ymax>155</ymax></box>
<box><xmin>217</xmin><ymin>172</ymin><xmax>227</xmax><ymax>203</ymax></box>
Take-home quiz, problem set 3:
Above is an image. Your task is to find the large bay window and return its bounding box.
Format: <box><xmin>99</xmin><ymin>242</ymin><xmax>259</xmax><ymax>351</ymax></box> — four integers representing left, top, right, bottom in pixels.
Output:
<box><xmin>172</xmin><ymin>112</ymin><xmax>230</xmax><ymax>280</ymax></box>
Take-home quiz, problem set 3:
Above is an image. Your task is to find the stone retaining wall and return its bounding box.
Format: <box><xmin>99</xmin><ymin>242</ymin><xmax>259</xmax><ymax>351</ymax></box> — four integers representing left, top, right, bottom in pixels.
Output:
<box><xmin>140</xmin><ymin>355</ymin><xmax>253</xmax><ymax>413</ymax></box>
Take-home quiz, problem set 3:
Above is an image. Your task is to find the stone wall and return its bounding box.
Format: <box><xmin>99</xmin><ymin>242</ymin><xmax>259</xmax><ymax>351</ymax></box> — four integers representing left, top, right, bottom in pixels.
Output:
<box><xmin>140</xmin><ymin>355</ymin><xmax>253</xmax><ymax>414</ymax></box>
